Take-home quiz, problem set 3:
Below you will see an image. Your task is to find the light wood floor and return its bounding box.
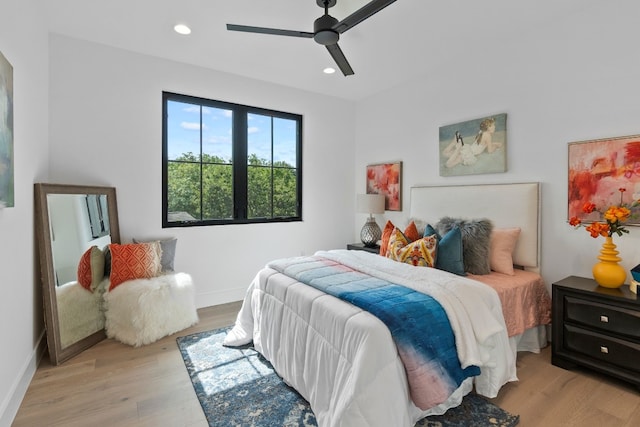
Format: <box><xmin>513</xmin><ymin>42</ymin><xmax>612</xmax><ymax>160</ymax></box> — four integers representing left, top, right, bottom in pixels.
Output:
<box><xmin>13</xmin><ymin>302</ymin><xmax>640</xmax><ymax>427</ymax></box>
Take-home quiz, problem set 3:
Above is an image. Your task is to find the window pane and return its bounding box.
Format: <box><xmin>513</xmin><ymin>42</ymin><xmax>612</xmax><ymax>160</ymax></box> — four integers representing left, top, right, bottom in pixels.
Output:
<box><xmin>273</xmin><ymin>117</ymin><xmax>297</xmax><ymax>167</ymax></box>
<box><xmin>167</xmin><ymin>100</ymin><xmax>202</xmax><ymax>161</ymax></box>
<box><xmin>202</xmin><ymin>163</ymin><xmax>233</xmax><ymax>220</ymax></box>
<box><xmin>273</xmin><ymin>167</ymin><xmax>298</xmax><ymax>217</ymax></box>
<box><xmin>163</xmin><ymin>92</ymin><xmax>301</xmax><ymax>227</ymax></box>
<box><xmin>202</xmin><ymin>107</ymin><xmax>233</xmax><ymax>164</ymax></box>
<box><xmin>248</xmin><ymin>113</ymin><xmax>272</xmax><ymax>166</ymax></box>
<box><xmin>247</xmin><ymin>165</ymin><xmax>272</xmax><ymax>218</ymax></box>
<box><xmin>167</xmin><ymin>161</ymin><xmax>201</xmax><ymax>222</ymax></box>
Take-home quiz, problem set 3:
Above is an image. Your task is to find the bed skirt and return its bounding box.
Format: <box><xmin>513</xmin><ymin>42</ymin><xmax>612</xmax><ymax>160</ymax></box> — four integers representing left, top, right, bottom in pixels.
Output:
<box><xmin>511</xmin><ymin>324</ymin><xmax>549</xmax><ymax>355</ymax></box>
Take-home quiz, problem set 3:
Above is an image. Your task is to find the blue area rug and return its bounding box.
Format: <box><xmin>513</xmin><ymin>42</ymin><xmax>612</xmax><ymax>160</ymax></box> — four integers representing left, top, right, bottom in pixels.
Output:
<box><xmin>177</xmin><ymin>327</ymin><xmax>519</xmax><ymax>427</ymax></box>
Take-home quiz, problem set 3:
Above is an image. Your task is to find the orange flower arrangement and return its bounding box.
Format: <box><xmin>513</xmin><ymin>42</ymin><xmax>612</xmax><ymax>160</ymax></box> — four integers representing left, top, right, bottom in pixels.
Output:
<box><xmin>569</xmin><ymin>188</ymin><xmax>637</xmax><ymax>237</ymax></box>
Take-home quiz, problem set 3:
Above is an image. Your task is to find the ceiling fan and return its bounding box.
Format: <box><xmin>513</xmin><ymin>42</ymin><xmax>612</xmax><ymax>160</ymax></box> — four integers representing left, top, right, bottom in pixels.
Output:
<box><xmin>226</xmin><ymin>0</ymin><xmax>397</xmax><ymax>76</ymax></box>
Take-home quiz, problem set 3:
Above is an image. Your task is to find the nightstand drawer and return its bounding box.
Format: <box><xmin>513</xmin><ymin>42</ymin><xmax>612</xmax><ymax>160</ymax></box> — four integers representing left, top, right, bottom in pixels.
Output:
<box><xmin>564</xmin><ymin>324</ymin><xmax>640</xmax><ymax>373</ymax></box>
<box><xmin>565</xmin><ymin>296</ymin><xmax>640</xmax><ymax>340</ymax></box>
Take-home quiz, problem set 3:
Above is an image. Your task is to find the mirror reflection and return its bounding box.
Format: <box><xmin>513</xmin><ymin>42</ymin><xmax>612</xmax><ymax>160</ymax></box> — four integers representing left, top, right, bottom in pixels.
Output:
<box><xmin>48</xmin><ymin>194</ymin><xmax>111</xmax><ymax>286</ymax></box>
<box><xmin>35</xmin><ymin>183</ymin><xmax>120</xmax><ymax>365</ymax></box>
<box><xmin>48</xmin><ymin>193</ymin><xmax>111</xmax><ymax>349</ymax></box>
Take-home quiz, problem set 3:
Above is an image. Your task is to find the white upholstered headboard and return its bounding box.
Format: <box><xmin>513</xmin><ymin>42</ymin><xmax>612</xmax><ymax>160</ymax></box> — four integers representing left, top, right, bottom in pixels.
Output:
<box><xmin>409</xmin><ymin>182</ymin><xmax>540</xmax><ymax>270</ymax></box>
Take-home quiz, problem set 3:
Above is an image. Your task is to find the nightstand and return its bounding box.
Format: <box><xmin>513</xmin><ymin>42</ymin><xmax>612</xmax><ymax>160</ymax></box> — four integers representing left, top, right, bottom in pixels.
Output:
<box><xmin>346</xmin><ymin>243</ymin><xmax>380</xmax><ymax>254</ymax></box>
<box><xmin>552</xmin><ymin>276</ymin><xmax>640</xmax><ymax>388</ymax></box>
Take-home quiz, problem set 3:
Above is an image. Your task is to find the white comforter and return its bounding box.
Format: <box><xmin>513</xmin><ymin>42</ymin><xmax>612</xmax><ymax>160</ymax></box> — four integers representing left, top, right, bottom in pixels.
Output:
<box><xmin>224</xmin><ymin>250</ymin><xmax>517</xmax><ymax>427</ymax></box>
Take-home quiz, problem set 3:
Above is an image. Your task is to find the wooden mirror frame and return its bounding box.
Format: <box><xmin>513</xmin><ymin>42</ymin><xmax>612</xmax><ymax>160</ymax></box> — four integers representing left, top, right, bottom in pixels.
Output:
<box><xmin>35</xmin><ymin>183</ymin><xmax>120</xmax><ymax>365</ymax></box>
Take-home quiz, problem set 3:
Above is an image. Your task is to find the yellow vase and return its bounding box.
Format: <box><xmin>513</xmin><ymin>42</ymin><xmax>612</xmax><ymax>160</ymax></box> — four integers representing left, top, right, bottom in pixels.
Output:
<box><xmin>592</xmin><ymin>236</ymin><xmax>626</xmax><ymax>288</ymax></box>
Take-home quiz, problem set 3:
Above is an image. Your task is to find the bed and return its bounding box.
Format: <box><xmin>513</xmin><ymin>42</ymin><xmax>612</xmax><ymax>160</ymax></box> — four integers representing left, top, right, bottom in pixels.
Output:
<box><xmin>224</xmin><ymin>182</ymin><xmax>551</xmax><ymax>427</ymax></box>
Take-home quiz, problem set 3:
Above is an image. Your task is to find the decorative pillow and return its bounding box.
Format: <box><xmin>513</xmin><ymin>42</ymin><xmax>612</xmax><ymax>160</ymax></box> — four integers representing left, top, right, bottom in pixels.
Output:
<box><xmin>380</xmin><ymin>220</ymin><xmax>421</xmax><ymax>256</ymax></box>
<box><xmin>108</xmin><ymin>242</ymin><xmax>162</xmax><ymax>291</ymax></box>
<box><xmin>435</xmin><ymin>217</ymin><xmax>493</xmax><ymax>275</ymax></box>
<box><xmin>103</xmin><ymin>244</ymin><xmax>112</xmax><ymax>276</ymax></box>
<box><xmin>490</xmin><ymin>227</ymin><xmax>521</xmax><ymax>275</ymax></box>
<box><xmin>407</xmin><ymin>217</ymin><xmax>428</xmax><ymax>236</ymax></box>
<box><xmin>387</xmin><ymin>228</ymin><xmax>437</xmax><ymax>267</ymax></box>
<box><xmin>424</xmin><ymin>224</ymin><xmax>465</xmax><ymax>276</ymax></box>
<box><xmin>133</xmin><ymin>237</ymin><xmax>177</xmax><ymax>272</ymax></box>
<box><xmin>77</xmin><ymin>245</ymin><xmax>105</xmax><ymax>292</ymax></box>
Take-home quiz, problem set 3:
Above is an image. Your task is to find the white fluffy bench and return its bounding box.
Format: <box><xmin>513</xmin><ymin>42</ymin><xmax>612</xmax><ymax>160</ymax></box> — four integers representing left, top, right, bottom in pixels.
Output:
<box><xmin>103</xmin><ymin>272</ymin><xmax>198</xmax><ymax>346</ymax></box>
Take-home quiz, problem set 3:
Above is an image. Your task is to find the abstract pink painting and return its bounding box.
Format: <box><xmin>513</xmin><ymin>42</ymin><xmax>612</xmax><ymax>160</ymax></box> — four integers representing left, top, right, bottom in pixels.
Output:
<box><xmin>568</xmin><ymin>134</ymin><xmax>640</xmax><ymax>224</ymax></box>
<box><xmin>366</xmin><ymin>161</ymin><xmax>402</xmax><ymax>211</ymax></box>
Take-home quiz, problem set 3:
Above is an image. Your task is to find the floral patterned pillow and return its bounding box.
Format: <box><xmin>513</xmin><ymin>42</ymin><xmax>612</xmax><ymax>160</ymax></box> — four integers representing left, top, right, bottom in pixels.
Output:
<box><xmin>380</xmin><ymin>220</ymin><xmax>421</xmax><ymax>256</ymax></box>
<box><xmin>386</xmin><ymin>227</ymin><xmax>437</xmax><ymax>267</ymax></box>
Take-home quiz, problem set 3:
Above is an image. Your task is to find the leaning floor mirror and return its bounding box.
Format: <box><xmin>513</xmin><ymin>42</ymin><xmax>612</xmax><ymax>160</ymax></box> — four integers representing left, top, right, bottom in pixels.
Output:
<box><xmin>35</xmin><ymin>183</ymin><xmax>120</xmax><ymax>365</ymax></box>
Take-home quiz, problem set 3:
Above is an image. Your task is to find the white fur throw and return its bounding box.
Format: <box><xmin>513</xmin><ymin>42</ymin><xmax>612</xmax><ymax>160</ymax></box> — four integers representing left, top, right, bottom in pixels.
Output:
<box><xmin>57</xmin><ymin>278</ymin><xmax>108</xmax><ymax>348</ymax></box>
<box><xmin>103</xmin><ymin>272</ymin><xmax>198</xmax><ymax>347</ymax></box>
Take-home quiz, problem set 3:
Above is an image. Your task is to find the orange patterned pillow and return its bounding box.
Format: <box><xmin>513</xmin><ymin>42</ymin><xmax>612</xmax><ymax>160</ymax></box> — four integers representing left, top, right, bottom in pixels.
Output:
<box><xmin>77</xmin><ymin>245</ymin><xmax>105</xmax><ymax>292</ymax></box>
<box><xmin>108</xmin><ymin>242</ymin><xmax>162</xmax><ymax>291</ymax></box>
<box><xmin>379</xmin><ymin>220</ymin><xmax>421</xmax><ymax>256</ymax></box>
<box><xmin>387</xmin><ymin>228</ymin><xmax>437</xmax><ymax>267</ymax></box>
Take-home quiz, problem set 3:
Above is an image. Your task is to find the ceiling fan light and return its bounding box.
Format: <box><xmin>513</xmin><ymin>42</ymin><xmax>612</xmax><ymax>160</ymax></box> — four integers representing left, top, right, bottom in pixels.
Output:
<box><xmin>314</xmin><ymin>30</ymin><xmax>339</xmax><ymax>45</ymax></box>
<box><xmin>174</xmin><ymin>24</ymin><xmax>191</xmax><ymax>35</ymax></box>
<box><xmin>323</xmin><ymin>67</ymin><xmax>336</xmax><ymax>74</ymax></box>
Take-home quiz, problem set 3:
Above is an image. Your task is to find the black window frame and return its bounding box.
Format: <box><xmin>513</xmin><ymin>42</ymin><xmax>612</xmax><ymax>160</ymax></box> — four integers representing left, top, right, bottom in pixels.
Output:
<box><xmin>162</xmin><ymin>91</ymin><xmax>303</xmax><ymax>227</ymax></box>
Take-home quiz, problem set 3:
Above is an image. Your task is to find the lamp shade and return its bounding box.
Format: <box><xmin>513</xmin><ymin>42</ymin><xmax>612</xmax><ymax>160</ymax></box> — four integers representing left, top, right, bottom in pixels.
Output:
<box><xmin>356</xmin><ymin>194</ymin><xmax>385</xmax><ymax>214</ymax></box>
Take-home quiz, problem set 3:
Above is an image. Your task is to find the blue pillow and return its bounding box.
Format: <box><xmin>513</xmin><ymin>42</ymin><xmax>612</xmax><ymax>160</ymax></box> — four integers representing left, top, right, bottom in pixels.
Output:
<box><xmin>424</xmin><ymin>224</ymin><xmax>465</xmax><ymax>276</ymax></box>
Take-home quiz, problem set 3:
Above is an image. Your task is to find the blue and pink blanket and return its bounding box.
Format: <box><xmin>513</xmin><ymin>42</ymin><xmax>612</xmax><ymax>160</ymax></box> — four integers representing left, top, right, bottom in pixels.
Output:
<box><xmin>268</xmin><ymin>255</ymin><xmax>480</xmax><ymax>409</ymax></box>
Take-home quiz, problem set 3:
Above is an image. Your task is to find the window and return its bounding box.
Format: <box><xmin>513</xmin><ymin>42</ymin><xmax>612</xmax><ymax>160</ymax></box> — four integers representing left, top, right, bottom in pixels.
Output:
<box><xmin>85</xmin><ymin>194</ymin><xmax>110</xmax><ymax>239</ymax></box>
<box><xmin>162</xmin><ymin>92</ymin><xmax>302</xmax><ymax>227</ymax></box>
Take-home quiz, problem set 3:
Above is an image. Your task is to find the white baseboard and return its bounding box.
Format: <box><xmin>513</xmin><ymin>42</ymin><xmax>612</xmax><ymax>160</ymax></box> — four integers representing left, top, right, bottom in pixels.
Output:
<box><xmin>0</xmin><ymin>331</ymin><xmax>47</xmax><ymax>427</ymax></box>
<box><xmin>196</xmin><ymin>287</ymin><xmax>246</xmax><ymax>309</ymax></box>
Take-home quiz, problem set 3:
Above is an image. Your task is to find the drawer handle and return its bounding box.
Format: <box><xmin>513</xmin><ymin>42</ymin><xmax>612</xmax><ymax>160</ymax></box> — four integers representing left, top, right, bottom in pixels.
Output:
<box><xmin>600</xmin><ymin>346</ymin><xmax>609</xmax><ymax>354</ymax></box>
<box><xmin>600</xmin><ymin>315</ymin><xmax>609</xmax><ymax>323</ymax></box>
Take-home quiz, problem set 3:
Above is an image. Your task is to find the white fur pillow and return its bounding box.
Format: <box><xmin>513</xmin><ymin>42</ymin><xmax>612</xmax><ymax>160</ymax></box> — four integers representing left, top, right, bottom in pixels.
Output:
<box><xmin>57</xmin><ymin>279</ymin><xmax>108</xmax><ymax>348</ymax></box>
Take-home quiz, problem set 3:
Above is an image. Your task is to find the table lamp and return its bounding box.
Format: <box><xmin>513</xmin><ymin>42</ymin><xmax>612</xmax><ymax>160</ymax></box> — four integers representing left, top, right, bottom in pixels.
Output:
<box><xmin>357</xmin><ymin>194</ymin><xmax>385</xmax><ymax>247</ymax></box>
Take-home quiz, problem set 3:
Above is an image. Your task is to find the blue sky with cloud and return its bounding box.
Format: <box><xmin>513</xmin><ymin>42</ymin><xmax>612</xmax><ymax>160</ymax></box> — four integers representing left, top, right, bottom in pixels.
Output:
<box><xmin>167</xmin><ymin>100</ymin><xmax>297</xmax><ymax>167</ymax></box>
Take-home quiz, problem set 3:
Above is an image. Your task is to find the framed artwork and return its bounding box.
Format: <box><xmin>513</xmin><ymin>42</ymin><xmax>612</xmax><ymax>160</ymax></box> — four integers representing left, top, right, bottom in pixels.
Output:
<box><xmin>366</xmin><ymin>161</ymin><xmax>402</xmax><ymax>211</ymax></box>
<box><xmin>568</xmin><ymin>134</ymin><xmax>640</xmax><ymax>225</ymax></box>
<box><xmin>439</xmin><ymin>113</ymin><xmax>507</xmax><ymax>177</ymax></box>
<box><xmin>0</xmin><ymin>50</ymin><xmax>13</xmax><ymax>208</ymax></box>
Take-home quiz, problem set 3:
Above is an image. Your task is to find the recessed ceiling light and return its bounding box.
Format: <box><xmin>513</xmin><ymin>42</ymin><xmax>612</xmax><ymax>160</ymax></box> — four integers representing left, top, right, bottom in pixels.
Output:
<box><xmin>174</xmin><ymin>24</ymin><xmax>191</xmax><ymax>35</ymax></box>
<box><xmin>323</xmin><ymin>67</ymin><xmax>336</xmax><ymax>74</ymax></box>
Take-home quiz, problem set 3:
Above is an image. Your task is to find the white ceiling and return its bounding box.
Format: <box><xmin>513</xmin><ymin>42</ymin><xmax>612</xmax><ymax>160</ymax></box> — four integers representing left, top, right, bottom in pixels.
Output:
<box><xmin>44</xmin><ymin>0</ymin><xmax>591</xmax><ymax>101</ymax></box>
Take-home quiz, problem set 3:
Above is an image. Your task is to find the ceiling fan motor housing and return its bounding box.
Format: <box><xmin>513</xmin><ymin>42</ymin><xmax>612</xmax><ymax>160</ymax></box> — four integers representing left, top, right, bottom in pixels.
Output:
<box><xmin>313</xmin><ymin>14</ymin><xmax>339</xmax><ymax>45</ymax></box>
<box><xmin>226</xmin><ymin>0</ymin><xmax>397</xmax><ymax>76</ymax></box>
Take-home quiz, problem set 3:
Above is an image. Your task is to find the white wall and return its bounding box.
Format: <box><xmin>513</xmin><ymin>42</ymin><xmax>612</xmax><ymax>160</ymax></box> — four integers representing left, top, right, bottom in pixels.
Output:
<box><xmin>48</xmin><ymin>34</ymin><xmax>356</xmax><ymax>308</ymax></box>
<box><xmin>0</xmin><ymin>1</ymin><xmax>50</xmax><ymax>425</ymax></box>
<box><xmin>354</xmin><ymin>2</ymin><xmax>640</xmax><ymax>290</ymax></box>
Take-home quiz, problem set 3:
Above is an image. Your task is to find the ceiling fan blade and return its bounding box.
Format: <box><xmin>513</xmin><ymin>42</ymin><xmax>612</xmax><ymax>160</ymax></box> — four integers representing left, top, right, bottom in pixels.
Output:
<box><xmin>333</xmin><ymin>0</ymin><xmax>397</xmax><ymax>34</ymax></box>
<box><xmin>227</xmin><ymin>24</ymin><xmax>314</xmax><ymax>38</ymax></box>
<box><xmin>326</xmin><ymin>43</ymin><xmax>354</xmax><ymax>76</ymax></box>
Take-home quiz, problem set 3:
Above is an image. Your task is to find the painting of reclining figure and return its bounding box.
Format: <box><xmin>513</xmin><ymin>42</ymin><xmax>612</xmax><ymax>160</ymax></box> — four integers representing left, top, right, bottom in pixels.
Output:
<box><xmin>439</xmin><ymin>113</ymin><xmax>507</xmax><ymax>177</ymax></box>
